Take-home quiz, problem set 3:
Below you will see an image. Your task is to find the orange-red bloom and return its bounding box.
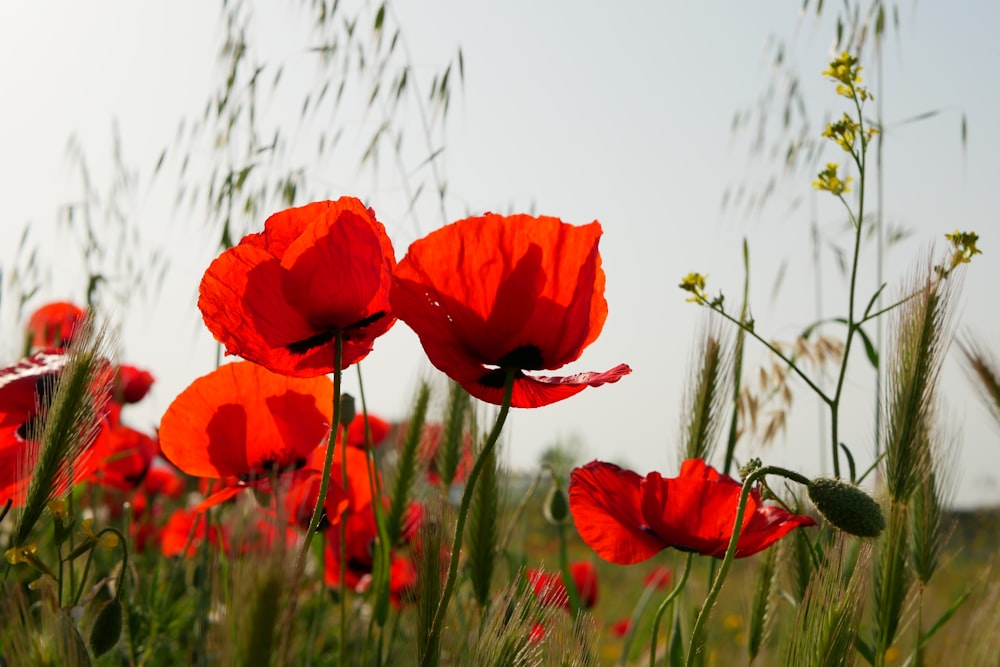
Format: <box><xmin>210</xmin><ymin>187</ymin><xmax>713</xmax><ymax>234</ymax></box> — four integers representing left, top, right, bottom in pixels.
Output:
<box><xmin>391</xmin><ymin>213</ymin><xmax>630</xmax><ymax>408</ymax></box>
<box><xmin>89</xmin><ymin>424</ymin><xmax>160</xmax><ymax>491</ymax></box>
<box><xmin>199</xmin><ymin>198</ymin><xmax>396</xmax><ymax>377</ymax></box>
<box><xmin>115</xmin><ymin>364</ymin><xmax>155</xmax><ymax>404</ymax></box>
<box><xmin>527</xmin><ymin>561</ymin><xmax>599</xmax><ymax>610</ymax></box>
<box><xmin>25</xmin><ymin>302</ymin><xmax>85</xmax><ymax>350</ymax></box>
<box><xmin>569</xmin><ymin>459</ymin><xmax>816</xmax><ymax>564</ymax></box>
<box><xmin>343</xmin><ymin>413</ymin><xmax>392</xmax><ymax>448</ymax></box>
<box><xmin>160</xmin><ymin>508</ymin><xmax>229</xmax><ymax>558</ymax></box>
<box><xmin>159</xmin><ymin>361</ymin><xmax>332</xmax><ymax>480</ymax></box>
<box><xmin>0</xmin><ymin>351</ymin><xmax>107</xmax><ymax>506</ymax></box>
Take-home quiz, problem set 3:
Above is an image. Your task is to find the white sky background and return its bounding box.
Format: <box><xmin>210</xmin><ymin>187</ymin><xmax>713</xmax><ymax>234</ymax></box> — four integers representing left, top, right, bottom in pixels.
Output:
<box><xmin>1</xmin><ymin>2</ymin><xmax>998</xmax><ymax>507</ymax></box>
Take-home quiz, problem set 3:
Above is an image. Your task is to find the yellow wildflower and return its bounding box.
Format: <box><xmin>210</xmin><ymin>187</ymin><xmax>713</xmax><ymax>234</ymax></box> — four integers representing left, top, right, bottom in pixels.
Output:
<box><xmin>812</xmin><ymin>163</ymin><xmax>852</xmax><ymax>196</ymax></box>
<box><xmin>80</xmin><ymin>518</ymin><xmax>119</xmax><ymax>549</ymax></box>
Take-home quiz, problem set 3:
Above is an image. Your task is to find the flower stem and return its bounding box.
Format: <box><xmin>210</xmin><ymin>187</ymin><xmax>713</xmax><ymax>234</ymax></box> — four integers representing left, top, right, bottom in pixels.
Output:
<box><xmin>557</xmin><ymin>520</ymin><xmax>581</xmax><ymax>617</ymax></box>
<box><xmin>648</xmin><ymin>553</ymin><xmax>693</xmax><ymax>667</ymax></box>
<box><xmin>419</xmin><ymin>371</ymin><xmax>515</xmax><ymax>667</ymax></box>
<box><xmin>685</xmin><ymin>466</ymin><xmax>809</xmax><ymax>666</ymax></box>
<box><xmin>278</xmin><ymin>331</ymin><xmax>344</xmax><ymax>667</ymax></box>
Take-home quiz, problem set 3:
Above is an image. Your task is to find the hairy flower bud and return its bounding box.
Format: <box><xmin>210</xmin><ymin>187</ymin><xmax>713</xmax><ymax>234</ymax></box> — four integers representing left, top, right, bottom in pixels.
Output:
<box><xmin>543</xmin><ymin>483</ymin><xmax>570</xmax><ymax>525</ymax></box>
<box><xmin>808</xmin><ymin>477</ymin><xmax>885</xmax><ymax>538</ymax></box>
<box><xmin>339</xmin><ymin>393</ymin><xmax>356</xmax><ymax>427</ymax></box>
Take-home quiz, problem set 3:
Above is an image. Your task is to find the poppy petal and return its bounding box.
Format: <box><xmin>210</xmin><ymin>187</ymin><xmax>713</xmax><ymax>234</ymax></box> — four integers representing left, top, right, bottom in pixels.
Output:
<box><xmin>640</xmin><ymin>459</ymin><xmax>815</xmax><ymax>559</ymax></box>
<box><xmin>280</xmin><ymin>203</ymin><xmax>394</xmax><ymax>333</ymax></box>
<box><xmin>392</xmin><ymin>213</ymin><xmax>627</xmax><ymax>408</ymax></box>
<box><xmin>489</xmin><ymin>364</ymin><xmax>633</xmax><ymax>408</ymax></box>
<box><xmin>569</xmin><ymin>461</ymin><xmax>665</xmax><ymax>564</ymax></box>
<box><xmin>159</xmin><ymin>362</ymin><xmax>332</xmax><ymax>478</ymax></box>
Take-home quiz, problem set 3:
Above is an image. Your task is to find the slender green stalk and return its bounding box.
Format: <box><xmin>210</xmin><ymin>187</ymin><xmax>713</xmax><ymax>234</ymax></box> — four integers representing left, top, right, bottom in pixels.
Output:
<box><xmin>556</xmin><ymin>521</ymin><xmax>581</xmax><ymax>617</ymax></box>
<box><xmin>722</xmin><ymin>239</ymin><xmax>750</xmax><ymax>477</ymax></box>
<box><xmin>277</xmin><ymin>331</ymin><xmax>344</xmax><ymax>667</ymax></box>
<box><xmin>648</xmin><ymin>553</ymin><xmax>693</xmax><ymax>667</ymax></box>
<box><xmin>686</xmin><ymin>466</ymin><xmax>810</xmax><ymax>667</ymax></box>
<box><xmin>339</xmin><ymin>421</ymin><xmax>349</xmax><ymax>667</ymax></box>
<box><xmin>297</xmin><ymin>331</ymin><xmax>345</xmax><ymax>558</ymax></box>
<box><xmin>419</xmin><ymin>370</ymin><xmax>515</xmax><ymax>667</ymax></box>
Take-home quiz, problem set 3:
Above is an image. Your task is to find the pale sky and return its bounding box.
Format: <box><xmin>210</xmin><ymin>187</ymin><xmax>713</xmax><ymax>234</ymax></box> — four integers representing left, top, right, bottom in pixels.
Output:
<box><xmin>2</xmin><ymin>2</ymin><xmax>998</xmax><ymax>507</ymax></box>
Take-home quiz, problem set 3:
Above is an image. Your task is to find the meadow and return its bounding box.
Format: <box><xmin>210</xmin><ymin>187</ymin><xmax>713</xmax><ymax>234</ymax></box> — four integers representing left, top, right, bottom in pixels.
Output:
<box><xmin>3</xmin><ymin>2</ymin><xmax>1000</xmax><ymax>666</ymax></box>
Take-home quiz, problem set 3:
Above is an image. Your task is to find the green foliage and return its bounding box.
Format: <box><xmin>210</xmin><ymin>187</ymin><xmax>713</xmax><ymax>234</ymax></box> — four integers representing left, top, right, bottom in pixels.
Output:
<box><xmin>386</xmin><ymin>381</ymin><xmax>430</xmax><ymax>546</ymax></box>
<box><xmin>678</xmin><ymin>319</ymin><xmax>731</xmax><ymax>465</ymax></box>
<box><xmin>439</xmin><ymin>381</ymin><xmax>472</xmax><ymax>490</ymax></box>
<box><xmin>466</xmin><ymin>443</ymin><xmax>500</xmax><ymax>608</ymax></box>
<box><xmin>784</xmin><ymin>539</ymin><xmax>871</xmax><ymax>667</ymax></box>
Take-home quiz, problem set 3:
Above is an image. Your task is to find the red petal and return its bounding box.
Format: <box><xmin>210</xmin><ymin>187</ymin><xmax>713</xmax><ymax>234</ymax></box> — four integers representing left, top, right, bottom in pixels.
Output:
<box><xmin>733</xmin><ymin>505</ymin><xmax>817</xmax><ymax>557</ymax></box>
<box><xmin>280</xmin><ymin>202</ymin><xmax>394</xmax><ymax>333</ymax></box>
<box><xmin>26</xmin><ymin>302</ymin><xmax>85</xmax><ymax>349</ymax></box>
<box><xmin>199</xmin><ymin>199</ymin><xmax>396</xmax><ymax>376</ymax></box>
<box><xmin>641</xmin><ymin>459</ymin><xmax>815</xmax><ymax>558</ymax></box>
<box><xmin>486</xmin><ymin>364</ymin><xmax>632</xmax><ymax>408</ymax></box>
<box><xmin>159</xmin><ymin>362</ymin><xmax>332</xmax><ymax>478</ymax></box>
<box><xmin>392</xmin><ymin>214</ymin><xmax>624</xmax><ymax>408</ymax></box>
<box><xmin>569</xmin><ymin>461</ymin><xmax>665</xmax><ymax>565</ymax></box>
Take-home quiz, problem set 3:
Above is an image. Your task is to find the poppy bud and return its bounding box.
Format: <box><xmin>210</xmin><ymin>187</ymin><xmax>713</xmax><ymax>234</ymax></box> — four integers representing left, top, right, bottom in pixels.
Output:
<box><xmin>807</xmin><ymin>477</ymin><xmax>885</xmax><ymax>538</ymax></box>
<box><xmin>339</xmin><ymin>393</ymin><xmax>356</xmax><ymax>428</ymax></box>
<box><xmin>543</xmin><ymin>483</ymin><xmax>570</xmax><ymax>525</ymax></box>
<box><xmin>89</xmin><ymin>598</ymin><xmax>123</xmax><ymax>657</ymax></box>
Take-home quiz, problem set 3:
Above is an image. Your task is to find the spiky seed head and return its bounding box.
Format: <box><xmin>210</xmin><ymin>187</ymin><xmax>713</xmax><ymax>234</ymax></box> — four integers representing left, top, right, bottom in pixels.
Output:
<box><xmin>808</xmin><ymin>477</ymin><xmax>885</xmax><ymax>538</ymax></box>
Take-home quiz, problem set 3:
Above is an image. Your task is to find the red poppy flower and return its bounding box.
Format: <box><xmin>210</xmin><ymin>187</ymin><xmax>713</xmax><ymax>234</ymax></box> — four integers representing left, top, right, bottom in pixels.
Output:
<box><xmin>115</xmin><ymin>364</ymin><xmax>155</xmax><ymax>404</ymax></box>
<box><xmin>284</xmin><ymin>441</ymin><xmax>371</xmax><ymax>530</ymax></box>
<box><xmin>390</xmin><ymin>213</ymin><xmax>631</xmax><ymax>408</ymax></box>
<box><xmin>322</xmin><ymin>506</ymin><xmax>380</xmax><ymax>589</ymax></box>
<box><xmin>527</xmin><ymin>560</ymin><xmax>599</xmax><ymax>610</ymax></box>
<box><xmin>343</xmin><ymin>413</ymin><xmax>391</xmax><ymax>448</ymax></box>
<box><xmin>199</xmin><ymin>198</ymin><xmax>396</xmax><ymax>377</ymax></box>
<box><xmin>25</xmin><ymin>302</ymin><xmax>85</xmax><ymax>350</ymax></box>
<box><xmin>569</xmin><ymin>459</ymin><xmax>816</xmax><ymax>564</ymax></box>
<box><xmin>160</xmin><ymin>508</ymin><xmax>230</xmax><ymax>558</ymax></box>
<box><xmin>349</xmin><ymin>553</ymin><xmax>418</xmax><ymax>608</ymax></box>
<box><xmin>609</xmin><ymin>618</ymin><xmax>632</xmax><ymax>638</ymax></box>
<box><xmin>0</xmin><ymin>351</ymin><xmax>107</xmax><ymax>506</ymax></box>
<box><xmin>159</xmin><ymin>361</ymin><xmax>333</xmax><ymax>479</ymax></box>
<box><xmin>89</xmin><ymin>424</ymin><xmax>160</xmax><ymax>491</ymax></box>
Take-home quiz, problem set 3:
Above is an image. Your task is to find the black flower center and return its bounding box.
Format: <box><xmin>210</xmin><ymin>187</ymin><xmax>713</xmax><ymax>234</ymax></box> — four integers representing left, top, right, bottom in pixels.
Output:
<box><xmin>285</xmin><ymin>311</ymin><xmax>387</xmax><ymax>355</ymax></box>
<box><xmin>477</xmin><ymin>344</ymin><xmax>543</xmax><ymax>388</ymax></box>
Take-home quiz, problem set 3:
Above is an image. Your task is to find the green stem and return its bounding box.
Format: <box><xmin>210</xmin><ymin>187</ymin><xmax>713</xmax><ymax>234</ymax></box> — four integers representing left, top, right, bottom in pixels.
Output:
<box><xmin>685</xmin><ymin>466</ymin><xmax>809</xmax><ymax>666</ymax></box>
<box><xmin>722</xmin><ymin>239</ymin><xmax>751</xmax><ymax>478</ymax></box>
<box><xmin>298</xmin><ymin>330</ymin><xmax>344</xmax><ymax>559</ymax></box>
<box><xmin>556</xmin><ymin>520</ymin><xmax>581</xmax><ymax>617</ymax></box>
<box><xmin>648</xmin><ymin>553</ymin><xmax>693</xmax><ymax>667</ymax></box>
<box><xmin>419</xmin><ymin>371</ymin><xmax>515</xmax><ymax>667</ymax></box>
<box><xmin>708</xmin><ymin>305</ymin><xmax>832</xmax><ymax>405</ymax></box>
<box><xmin>339</xmin><ymin>421</ymin><xmax>349</xmax><ymax>667</ymax></box>
<box><xmin>278</xmin><ymin>332</ymin><xmax>344</xmax><ymax>667</ymax></box>
<box><xmin>356</xmin><ymin>364</ymin><xmax>391</xmax><ymax>667</ymax></box>
<box><xmin>828</xmin><ymin>89</ymin><xmax>870</xmax><ymax>480</ymax></box>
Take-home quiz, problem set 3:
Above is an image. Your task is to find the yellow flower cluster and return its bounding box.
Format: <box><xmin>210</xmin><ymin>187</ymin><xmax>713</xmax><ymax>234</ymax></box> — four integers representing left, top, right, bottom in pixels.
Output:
<box><xmin>48</xmin><ymin>498</ymin><xmax>69</xmax><ymax>521</ymax></box>
<box><xmin>678</xmin><ymin>272</ymin><xmax>709</xmax><ymax>304</ymax></box>
<box><xmin>80</xmin><ymin>518</ymin><xmax>120</xmax><ymax>549</ymax></box>
<box><xmin>822</xmin><ymin>113</ymin><xmax>879</xmax><ymax>153</ymax></box>
<box><xmin>945</xmin><ymin>229</ymin><xmax>982</xmax><ymax>263</ymax></box>
<box><xmin>822</xmin><ymin>51</ymin><xmax>871</xmax><ymax>101</ymax></box>
<box><xmin>812</xmin><ymin>163</ymin><xmax>852</xmax><ymax>196</ymax></box>
<box><xmin>935</xmin><ymin>229</ymin><xmax>982</xmax><ymax>278</ymax></box>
